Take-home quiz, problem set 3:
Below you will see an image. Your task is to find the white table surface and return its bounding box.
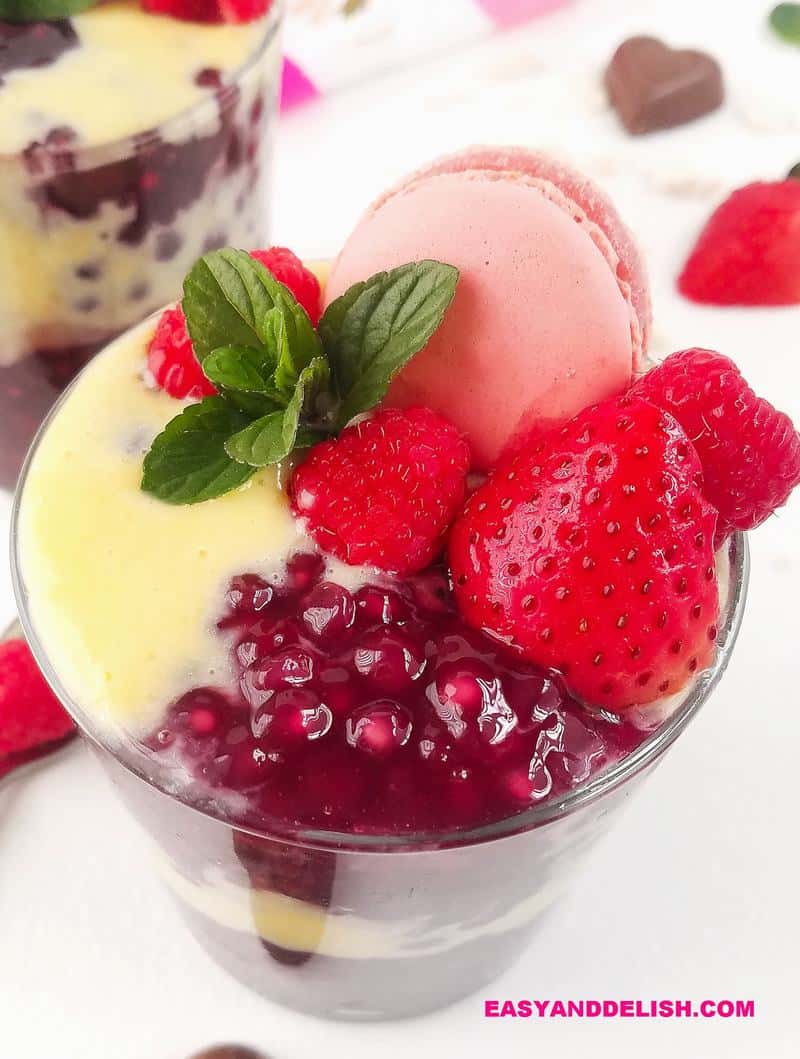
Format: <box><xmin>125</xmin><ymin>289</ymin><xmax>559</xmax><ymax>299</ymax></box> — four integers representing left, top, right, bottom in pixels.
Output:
<box><xmin>2</xmin><ymin>1</ymin><xmax>798</xmax><ymax>1056</ymax></box>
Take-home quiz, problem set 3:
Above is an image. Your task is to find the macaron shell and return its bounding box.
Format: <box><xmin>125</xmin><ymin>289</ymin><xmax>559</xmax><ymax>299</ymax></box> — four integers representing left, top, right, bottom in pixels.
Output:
<box><xmin>326</xmin><ymin>166</ymin><xmax>637</xmax><ymax>468</ymax></box>
<box><xmin>391</xmin><ymin>145</ymin><xmax>651</xmax><ymax>362</ymax></box>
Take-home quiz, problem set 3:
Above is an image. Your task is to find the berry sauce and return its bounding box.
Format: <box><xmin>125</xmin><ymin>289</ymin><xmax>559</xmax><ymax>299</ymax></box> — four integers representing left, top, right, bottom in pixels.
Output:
<box><xmin>143</xmin><ymin>554</ymin><xmax>648</xmax><ymax>836</ymax></box>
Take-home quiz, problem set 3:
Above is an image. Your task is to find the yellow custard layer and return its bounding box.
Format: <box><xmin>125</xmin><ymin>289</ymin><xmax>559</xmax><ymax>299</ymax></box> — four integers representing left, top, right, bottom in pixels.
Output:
<box><xmin>0</xmin><ymin>2</ymin><xmax>270</xmax><ymax>155</ymax></box>
<box><xmin>17</xmin><ymin>315</ymin><xmax>301</xmax><ymax>733</ymax></box>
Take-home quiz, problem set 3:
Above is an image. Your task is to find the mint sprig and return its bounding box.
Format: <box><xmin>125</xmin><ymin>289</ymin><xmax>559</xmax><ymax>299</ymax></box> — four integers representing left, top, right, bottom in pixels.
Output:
<box><xmin>0</xmin><ymin>0</ymin><xmax>97</xmax><ymax>21</ymax></box>
<box><xmin>770</xmin><ymin>4</ymin><xmax>800</xmax><ymax>44</ymax></box>
<box><xmin>319</xmin><ymin>261</ymin><xmax>460</xmax><ymax>428</ymax></box>
<box><xmin>140</xmin><ymin>251</ymin><xmax>459</xmax><ymax>505</ymax></box>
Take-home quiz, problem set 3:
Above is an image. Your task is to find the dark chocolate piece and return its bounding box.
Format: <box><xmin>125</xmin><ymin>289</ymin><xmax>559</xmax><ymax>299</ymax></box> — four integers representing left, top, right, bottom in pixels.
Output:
<box><xmin>605</xmin><ymin>36</ymin><xmax>724</xmax><ymax>135</ymax></box>
<box><xmin>189</xmin><ymin>1048</ymin><xmax>268</xmax><ymax>1059</ymax></box>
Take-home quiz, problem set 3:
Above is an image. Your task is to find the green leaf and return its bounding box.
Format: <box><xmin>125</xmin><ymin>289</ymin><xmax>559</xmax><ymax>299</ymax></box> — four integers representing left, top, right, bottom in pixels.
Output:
<box><xmin>224</xmin><ymin>357</ymin><xmax>332</xmax><ymax>467</ymax></box>
<box><xmin>770</xmin><ymin>4</ymin><xmax>800</xmax><ymax>43</ymax></box>
<box><xmin>224</xmin><ymin>411</ymin><xmax>291</xmax><ymax>468</ymax></box>
<box><xmin>202</xmin><ymin>345</ymin><xmax>279</xmax><ymax>394</ymax></box>
<box><xmin>319</xmin><ymin>260</ymin><xmax>459</xmax><ymax>428</ymax></box>
<box><xmin>141</xmin><ymin>398</ymin><xmax>255</xmax><ymax>505</ymax></box>
<box><xmin>0</xmin><ymin>0</ymin><xmax>97</xmax><ymax>21</ymax></box>
<box><xmin>183</xmin><ymin>249</ymin><xmax>321</xmax><ymax>384</ymax></box>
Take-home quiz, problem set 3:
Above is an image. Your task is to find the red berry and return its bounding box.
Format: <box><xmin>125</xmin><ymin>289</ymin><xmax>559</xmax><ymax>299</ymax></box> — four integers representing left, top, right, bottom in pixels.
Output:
<box><xmin>633</xmin><ymin>349</ymin><xmax>800</xmax><ymax>541</ymax></box>
<box><xmin>449</xmin><ymin>395</ymin><xmax>720</xmax><ymax>712</ymax></box>
<box><xmin>147</xmin><ymin>305</ymin><xmax>217</xmax><ymax>400</ymax></box>
<box><xmin>290</xmin><ymin>407</ymin><xmax>471</xmax><ymax>575</ymax></box>
<box><xmin>0</xmin><ymin>639</ymin><xmax>76</xmax><ymax>777</ymax></box>
<box><xmin>141</xmin><ymin>0</ymin><xmax>270</xmax><ymax>24</ymax></box>
<box><xmin>678</xmin><ymin>181</ymin><xmax>800</xmax><ymax>305</ymax></box>
<box><xmin>249</xmin><ymin>247</ymin><xmax>322</xmax><ymax>324</ymax></box>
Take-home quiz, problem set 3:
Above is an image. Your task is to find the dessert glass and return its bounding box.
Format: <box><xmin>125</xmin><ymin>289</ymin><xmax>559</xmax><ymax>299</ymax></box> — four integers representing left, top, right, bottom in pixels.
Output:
<box><xmin>0</xmin><ymin>3</ymin><xmax>283</xmax><ymax>489</ymax></box>
<box><xmin>9</xmin><ymin>372</ymin><xmax>749</xmax><ymax>1018</ymax></box>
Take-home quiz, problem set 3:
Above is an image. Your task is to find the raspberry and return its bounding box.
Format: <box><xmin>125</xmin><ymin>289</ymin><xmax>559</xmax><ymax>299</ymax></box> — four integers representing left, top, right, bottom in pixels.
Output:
<box><xmin>678</xmin><ymin>181</ymin><xmax>800</xmax><ymax>305</ymax></box>
<box><xmin>141</xmin><ymin>0</ymin><xmax>271</xmax><ymax>24</ymax></box>
<box><xmin>250</xmin><ymin>247</ymin><xmax>322</xmax><ymax>324</ymax></box>
<box><xmin>449</xmin><ymin>395</ymin><xmax>719</xmax><ymax>712</ymax></box>
<box><xmin>0</xmin><ymin>639</ymin><xmax>76</xmax><ymax>778</ymax></box>
<box><xmin>147</xmin><ymin>305</ymin><xmax>217</xmax><ymax>400</ymax></box>
<box><xmin>290</xmin><ymin>407</ymin><xmax>471</xmax><ymax>575</ymax></box>
<box><xmin>633</xmin><ymin>349</ymin><xmax>800</xmax><ymax>540</ymax></box>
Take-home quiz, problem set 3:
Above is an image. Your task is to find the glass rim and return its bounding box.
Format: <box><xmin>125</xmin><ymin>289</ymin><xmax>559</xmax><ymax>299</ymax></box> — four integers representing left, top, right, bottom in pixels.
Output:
<box><xmin>0</xmin><ymin>1</ymin><xmax>283</xmax><ymax>167</ymax></box>
<box><xmin>9</xmin><ymin>335</ymin><xmax>750</xmax><ymax>854</ymax></box>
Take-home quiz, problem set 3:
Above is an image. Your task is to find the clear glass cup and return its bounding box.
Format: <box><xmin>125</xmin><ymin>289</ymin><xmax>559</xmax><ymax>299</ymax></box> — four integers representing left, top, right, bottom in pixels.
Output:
<box><xmin>9</xmin><ymin>384</ymin><xmax>749</xmax><ymax>1019</ymax></box>
<box><xmin>0</xmin><ymin>4</ymin><xmax>283</xmax><ymax>489</ymax></box>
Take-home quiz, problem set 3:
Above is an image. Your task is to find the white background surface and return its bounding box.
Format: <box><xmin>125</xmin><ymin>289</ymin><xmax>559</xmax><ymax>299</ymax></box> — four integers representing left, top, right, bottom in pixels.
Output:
<box><xmin>1</xmin><ymin>1</ymin><xmax>799</xmax><ymax>1057</ymax></box>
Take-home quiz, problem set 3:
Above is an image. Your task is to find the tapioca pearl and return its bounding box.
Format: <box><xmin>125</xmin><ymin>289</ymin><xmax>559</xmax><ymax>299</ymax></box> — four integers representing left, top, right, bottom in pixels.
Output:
<box><xmin>354</xmin><ymin>627</ymin><xmax>426</xmax><ymax>692</ymax></box>
<box><xmin>284</xmin><ymin>551</ymin><xmax>324</xmax><ymax>593</ymax></box>
<box><xmin>345</xmin><ymin>700</ymin><xmax>413</xmax><ymax>758</ymax></box>
<box><xmin>128</xmin><ymin>281</ymin><xmax>150</xmax><ymax>303</ymax></box>
<box><xmin>74</xmin><ymin>296</ymin><xmax>99</xmax><ymax>314</ymax></box>
<box><xmin>226</xmin><ymin>573</ymin><xmax>274</xmax><ymax>617</ymax></box>
<box><xmin>354</xmin><ymin>585</ymin><xmax>411</xmax><ymax>625</ymax></box>
<box><xmin>225</xmin><ymin>740</ymin><xmax>273</xmax><ymax>790</ymax></box>
<box><xmin>249</xmin><ymin>646</ymin><xmax>317</xmax><ymax>694</ymax></box>
<box><xmin>235</xmin><ymin>618</ymin><xmax>302</xmax><ymax>668</ymax></box>
<box><xmin>409</xmin><ymin>567</ymin><xmax>451</xmax><ymax>614</ymax></box>
<box><xmin>503</xmin><ymin>760</ymin><xmax>553</xmax><ymax>806</ymax></box>
<box><xmin>167</xmin><ymin>688</ymin><xmax>228</xmax><ymax>737</ymax></box>
<box><xmin>432</xmin><ymin>658</ymin><xmax>518</xmax><ymax>746</ymax></box>
<box><xmin>302</xmin><ymin>581</ymin><xmax>356</xmax><ymax>642</ymax></box>
<box><xmin>253</xmin><ymin>688</ymin><xmax>333</xmax><ymax>749</ymax></box>
<box><xmin>194</xmin><ymin>67</ymin><xmax>223</xmax><ymax>89</ymax></box>
<box><xmin>75</xmin><ymin>261</ymin><xmax>101</xmax><ymax>281</ymax></box>
<box><xmin>155</xmin><ymin>229</ymin><xmax>182</xmax><ymax>262</ymax></box>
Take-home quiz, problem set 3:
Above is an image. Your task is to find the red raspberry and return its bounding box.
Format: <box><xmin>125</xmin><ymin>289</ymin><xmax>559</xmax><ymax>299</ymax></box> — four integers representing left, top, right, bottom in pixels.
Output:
<box><xmin>449</xmin><ymin>395</ymin><xmax>719</xmax><ymax>712</ymax></box>
<box><xmin>147</xmin><ymin>305</ymin><xmax>217</xmax><ymax>400</ymax></box>
<box><xmin>290</xmin><ymin>407</ymin><xmax>471</xmax><ymax>575</ymax></box>
<box><xmin>633</xmin><ymin>349</ymin><xmax>800</xmax><ymax>542</ymax></box>
<box><xmin>250</xmin><ymin>247</ymin><xmax>322</xmax><ymax>324</ymax></box>
<box><xmin>679</xmin><ymin>181</ymin><xmax>800</xmax><ymax>305</ymax></box>
<box><xmin>141</xmin><ymin>0</ymin><xmax>270</xmax><ymax>24</ymax></box>
<box><xmin>0</xmin><ymin>639</ymin><xmax>76</xmax><ymax>778</ymax></box>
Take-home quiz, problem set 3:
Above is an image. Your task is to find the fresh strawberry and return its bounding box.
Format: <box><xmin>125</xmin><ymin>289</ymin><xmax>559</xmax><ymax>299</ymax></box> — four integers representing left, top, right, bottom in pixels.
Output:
<box><xmin>678</xmin><ymin>181</ymin><xmax>800</xmax><ymax>305</ymax></box>
<box><xmin>0</xmin><ymin>639</ymin><xmax>76</xmax><ymax>778</ymax></box>
<box><xmin>141</xmin><ymin>0</ymin><xmax>270</xmax><ymax>24</ymax></box>
<box><xmin>250</xmin><ymin>247</ymin><xmax>322</xmax><ymax>324</ymax></box>
<box><xmin>449</xmin><ymin>395</ymin><xmax>719</xmax><ymax>711</ymax></box>
<box><xmin>147</xmin><ymin>305</ymin><xmax>217</xmax><ymax>400</ymax></box>
<box><xmin>633</xmin><ymin>349</ymin><xmax>800</xmax><ymax>542</ymax></box>
<box><xmin>291</xmin><ymin>407</ymin><xmax>471</xmax><ymax>575</ymax></box>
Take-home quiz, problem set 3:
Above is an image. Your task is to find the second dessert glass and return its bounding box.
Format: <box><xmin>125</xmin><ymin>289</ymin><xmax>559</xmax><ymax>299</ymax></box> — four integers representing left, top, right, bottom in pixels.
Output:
<box><xmin>0</xmin><ymin>3</ymin><xmax>283</xmax><ymax>489</ymax></box>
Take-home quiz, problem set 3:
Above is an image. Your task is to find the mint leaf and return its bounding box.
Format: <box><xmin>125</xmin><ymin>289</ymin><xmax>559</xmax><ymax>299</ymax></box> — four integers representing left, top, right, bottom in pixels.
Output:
<box><xmin>0</xmin><ymin>0</ymin><xmax>97</xmax><ymax>21</ymax></box>
<box><xmin>770</xmin><ymin>4</ymin><xmax>800</xmax><ymax>43</ymax></box>
<box><xmin>225</xmin><ymin>357</ymin><xmax>331</xmax><ymax>467</ymax></box>
<box><xmin>183</xmin><ymin>249</ymin><xmax>321</xmax><ymax>380</ymax></box>
<box><xmin>202</xmin><ymin>345</ymin><xmax>281</xmax><ymax>398</ymax></box>
<box><xmin>319</xmin><ymin>260</ymin><xmax>458</xmax><ymax>427</ymax></box>
<box><xmin>224</xmin><ymin>410</ymin><xmax>290</xmax><ymax>468</ymax></box>
<box><xmin>141</xmin><ymin>398</ymin><xmax>255</xmax><ymax>504</ymax></box>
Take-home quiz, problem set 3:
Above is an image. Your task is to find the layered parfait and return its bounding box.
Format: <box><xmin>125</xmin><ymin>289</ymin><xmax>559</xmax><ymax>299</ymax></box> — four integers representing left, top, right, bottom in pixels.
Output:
<box><xmin>13</xmin><ymin>148</ymin><xmax>800</xmax><ymax>1017</ymax></box>
<box><xmin>0</xmin><ymin>0</ymin><xmax>281</xmax><ymax>487</ymax></box>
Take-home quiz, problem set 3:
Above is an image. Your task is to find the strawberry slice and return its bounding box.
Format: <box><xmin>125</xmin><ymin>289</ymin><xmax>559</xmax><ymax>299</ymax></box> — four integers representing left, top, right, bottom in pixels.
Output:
<box><xmin>449</xmin><ymin>395</ymin><xmax>720</xmax><ymax>712</ymax></box>
<box><xmin>679</xmin><ymin>180</ymin><xmax>800</xmax><ymax>305</ymax></box>
<box><xmin>141</xmin><ymin>0</ymin><xmax>271</xmax><ymax>24</ymax></box>
<box><xmin>0</xmin><ymin>639</ymin><xmax>76</xmax><ymax>778</ymax></box>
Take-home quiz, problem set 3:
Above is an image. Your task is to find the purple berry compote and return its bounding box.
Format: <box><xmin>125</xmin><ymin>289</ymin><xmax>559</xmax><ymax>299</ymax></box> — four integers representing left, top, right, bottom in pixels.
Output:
<box><xmin>144</xmin><ymin>554</ymin><xmax>647</xmax><ymax>836</ymax></box>
<box><xmin>0</xmin><ymin>3</ymin><xmax>281</xmax><ymax>487</ymax></box>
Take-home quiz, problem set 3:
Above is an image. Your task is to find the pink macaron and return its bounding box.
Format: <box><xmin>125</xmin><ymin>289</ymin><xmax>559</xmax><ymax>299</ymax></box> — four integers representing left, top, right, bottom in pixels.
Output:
<box><xmin>325</xmin><ymin>147</ymin><xmax>651</xmax><ymax>469</ymax></box>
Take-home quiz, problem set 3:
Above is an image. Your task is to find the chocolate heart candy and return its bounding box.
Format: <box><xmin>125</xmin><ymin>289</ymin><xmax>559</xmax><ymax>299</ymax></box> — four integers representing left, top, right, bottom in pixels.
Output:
<box><xmin>605</xmin><ymin>36</ymin><xmax>724</xmax><ymax>135</ymax></box>
<box><xmin>189</xmin><ymin>1048</ymin><xmax>268</xmax><ymax>1059</ymax></box>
